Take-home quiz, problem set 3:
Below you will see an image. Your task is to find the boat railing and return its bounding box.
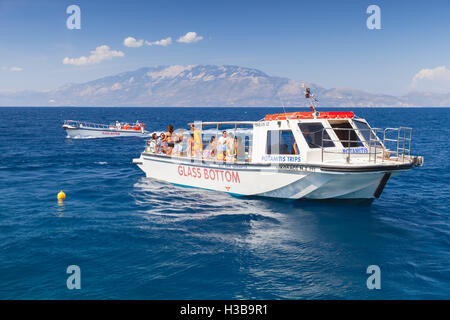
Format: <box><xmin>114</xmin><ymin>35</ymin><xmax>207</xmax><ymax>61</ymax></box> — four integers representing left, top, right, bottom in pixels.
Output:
<box><xmin>144</xmin><ymin>136</ymin><xmax>253</xmax><ymax>164</ymax></box>
<box><xmin>144</xmin><ymin>146</ymin><xmax>252</xmax><ymax>164</ymax></box>
<box><xmin>321</xmin><ymin>127</ymin><xmax>383</xmax><ymax>163</ymax></box>
<box><xmin>383</xmin><ymin>127</ymin><xmax>412</xmax><ymax>162</ymax></box>
<box><xmin>63</xmin><ymin>120</ymin><xmax>112</xmax><ymax>129</ymax></box>
<box><xmin>321</xmin><ymin>126</ymin><xmax>415</xmax><ymax>164</ymax></box>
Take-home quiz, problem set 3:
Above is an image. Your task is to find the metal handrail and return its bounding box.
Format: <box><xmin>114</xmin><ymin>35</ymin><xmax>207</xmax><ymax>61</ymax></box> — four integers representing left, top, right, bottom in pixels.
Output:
<box><xmin>383</xmin><ymin>127</ymin><xmax>412</xmax><ymax>162</ymax></box>
<box><xmin>64</xmin><ymin>120</ymin><xmax>112</xmax><ymax>129</ymax></box>
<box><xmin>320</xmin><ymin>127</ymin><xmax>384</xmax><ymax>163</ymax></box>
<box><xmin>318</xmin><ymin>126</ymin><xmax>414</xmax><ymax>164</ymax></box>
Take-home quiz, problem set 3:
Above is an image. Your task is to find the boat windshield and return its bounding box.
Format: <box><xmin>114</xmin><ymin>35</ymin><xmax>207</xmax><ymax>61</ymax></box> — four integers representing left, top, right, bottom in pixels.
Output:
<box><xmin>353</xmin><ymin>119</ymin><xmax>383</xmax><ymax>148</ymax></box>
<box><xmin>298</xmin><ymin>123</ymin><xmax>335</xmax><ymax>148</ymax></box>
<box><xmin>329</xmin><ymin>120</ymin><xmax>364</xmax><ymax>148</ymax></box>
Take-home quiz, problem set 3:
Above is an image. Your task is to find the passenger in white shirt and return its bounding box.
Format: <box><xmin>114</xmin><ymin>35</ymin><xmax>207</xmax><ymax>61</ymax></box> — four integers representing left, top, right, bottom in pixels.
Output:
<box><xmin>217</xmin><ymin>131</ymin><xmax>227</xmax><ymax>160</ymax></box>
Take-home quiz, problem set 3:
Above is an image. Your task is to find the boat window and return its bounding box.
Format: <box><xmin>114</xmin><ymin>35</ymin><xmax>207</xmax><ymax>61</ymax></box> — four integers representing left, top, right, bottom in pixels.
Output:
<box><xmin>298</xmin><ymin>123</ymin><xmax>335</xmax><ymax>148</ymax></box>
<box><xmin>266</xmin><ymin>130</ymin><xmax>297</xmax><ymax>155</ymax></box>
<box><xmin>353</xmin><ymin>120</ymin><xmax>382</xmax><ymax>147</ymax></box>
<box><xmin>329</xmin><ymin>120</ymin><xmax>363</xmax><ymax>148</ymax></box>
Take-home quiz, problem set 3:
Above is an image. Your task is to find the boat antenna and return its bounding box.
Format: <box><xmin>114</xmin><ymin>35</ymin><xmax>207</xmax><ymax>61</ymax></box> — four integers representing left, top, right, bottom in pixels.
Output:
<box><xmin>302</xmin><ymin>83</ymin><xmax>318</xmax><ymax>113</ymax></box>
<box><xmin>277</xmin><ymin>92</ymin><xmax>287</xmax><ymax>115</ymax></box>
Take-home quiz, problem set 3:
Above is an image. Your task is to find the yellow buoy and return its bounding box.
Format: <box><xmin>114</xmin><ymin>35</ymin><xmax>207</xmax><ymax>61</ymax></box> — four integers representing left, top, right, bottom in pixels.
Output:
<box><xmin>57</xmin><ymin>190</ymin><xmax>66</xmax><ymax>200</ymax></box>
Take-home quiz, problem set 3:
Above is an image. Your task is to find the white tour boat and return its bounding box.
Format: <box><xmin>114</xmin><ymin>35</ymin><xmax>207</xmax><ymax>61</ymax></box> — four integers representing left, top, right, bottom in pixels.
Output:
<box><xmin>63</xmin><ymin>120</ymin><xmax>149</xmax><ymax>138</ymax></box>
<box><xmin>133</xmin><ymin>89</ymin><xmax>424</xmax><ymax>200</ymax></box>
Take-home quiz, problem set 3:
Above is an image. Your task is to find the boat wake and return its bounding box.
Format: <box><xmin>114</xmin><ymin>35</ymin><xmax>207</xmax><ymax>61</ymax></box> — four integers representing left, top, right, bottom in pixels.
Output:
<box><xmin>66</xmin><ymin>135</ymin><xmax>100</xmax><ymax>140</ymax></box>
<box><xmin>132</xmin><ymin>177</ymin><xmax>282</xmax><ymax>221</ymax></box>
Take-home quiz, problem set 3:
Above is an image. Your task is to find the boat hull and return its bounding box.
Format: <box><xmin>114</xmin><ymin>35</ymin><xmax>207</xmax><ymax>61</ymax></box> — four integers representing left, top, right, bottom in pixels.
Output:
<box><xmin>133</xmin><ymin>154</ymin><xmax>407</xmax><ymax>200</ymax></box>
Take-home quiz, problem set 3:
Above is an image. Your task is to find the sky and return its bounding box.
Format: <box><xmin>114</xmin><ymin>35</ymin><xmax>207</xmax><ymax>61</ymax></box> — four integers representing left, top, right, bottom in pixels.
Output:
<box><xmin>0</xmin><ymin>0</ymin><xmax>450</xmax><ymax>95</ymax></box>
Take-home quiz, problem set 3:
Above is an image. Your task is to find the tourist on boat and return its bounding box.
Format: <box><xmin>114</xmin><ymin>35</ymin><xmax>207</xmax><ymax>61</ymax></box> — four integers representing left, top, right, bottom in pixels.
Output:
<box><xmin>302</xmin><ymin>127</ymin><xmax>314</xmax><ymax>146</ymax></box>
<box><xmin>226</xmin><ymin>132</ymin><xmax>235</xmax><ymax>160</ymax></box>
<box><xmin>158</xmin><ymin>132</ymin><xmax>168</xmax><ymax>154</ymax></box>
<box><xmin>132</xmin><ymin>121</ymin><xmax>141</xmax><ymax>131</ymax></box>
<box><xmin>208</xmin><ymin>136</ymin><xmax>217</xmax><ymax>157</ymax></box>
<box><xmin>115</xmin><ymin>121</ymin><xmax>121</xmax><ymax>129</ymax></box>
<box><xmin>190</xmin><ymin>124</ymin><xmax>203</xmax><ymax>157</ymax></box>
<box><xmin>147</xmin><ymin>133</ymin><xmax>158</xmax><ymax>153</ymax></box>
<box><xmin>292</xmin><ymin>142</ymin><xmax>299</xmax><ymax>155</ymax></box>
<box><xmin>217</xmin><ymin>131</ymin><xmax>227</xmax><ymax>160</ymax></box>
<box><xmin>166</xmin><ymin>125</ymin><xmax>175</xmax><ymax>155</ymax></box>
<box><xmin>235</xmin><ymin>136</ymin><xmax>245</xmax><ymax>161</ymax></box>
<box><xmin>280</xmin><ymin>144</ymin><xmax>289</xmax><ymax>154</ymax></box>
<box><xmin>172</xmin><ymin>129</ymin><xmax>184</xmax><ymax>156</ymax></box>
<box><xmin>202</xmin><ymin>136</ymin><xmax>216</xmax><ymax>159</ymax></box>
<box><xmin>187</xmin><ymin>133</ymin><xmax>194</xmax><ymax>157</ymax></box>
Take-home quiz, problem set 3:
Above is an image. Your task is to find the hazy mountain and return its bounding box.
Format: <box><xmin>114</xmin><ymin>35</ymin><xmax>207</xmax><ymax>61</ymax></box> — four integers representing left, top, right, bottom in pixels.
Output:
<box><xmin>0</xmin><ymin>64</ymin><xmax>448</xmax><ymax>107</ymax></box>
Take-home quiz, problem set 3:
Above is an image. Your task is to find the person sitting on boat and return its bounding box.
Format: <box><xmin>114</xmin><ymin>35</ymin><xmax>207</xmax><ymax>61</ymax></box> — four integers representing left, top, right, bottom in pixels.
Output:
<box><xmin>132</xmin><ymin>121</ymin><xmax>141</xmax><ymax>131</ymax></box>
<box><xmin>115</xmin><ymin>121</ymin><xmax>121</xmax><ymax>130</ymax></box>
<box><xmin>187</xmin><ymin>133</ymin><xmax>194</xmax><ymax>158</ymax></box>
<box><xmin>190</xmin><ymin>124</ymin><xmax>202</xmax><ymax>157</ymax></box>
<box><xmin>217</xmin><ymin>131</ymin><xmax>227</xmax><ymax>160</ymax></box>
<box><xmin>280</xmin><ymin>144</ymin><xmax>289</xmax><ymax>154</ymax></box>
<box><xmin>146</xmin><ymin>133</ymin><xmax>158</xmax><ymax>153</ymax></box>
<box><xmin>302</xmin><ymin>127</ymin><xmax>315</xmax><ymax>147</ymax></box>
<box><xmin>158</xmin><ymin>132</ymin><xmax>168</xmax><ymax>154</ymax></box>
<box><xmin>292</xmin><ymin>142</ymin><xmax>299</xmax><ymax>155</ymax></box>
<box><xmin>166</xmin><ymin>125</ymin><xmax>175</xmax><ymax>156</ymax></box>
<box><xmin>122</xmin><ymin>123</ymin><xmax>130</xmax><ymax>130</ymax></box>
<box><xmin>225</xmin><ymin>132</ymin><xmax>235</xmax><ymax>161</ymax></box>
<box><xmin>235</xmin><ymin>136</ymin><xmax>246</xmax><ymax>161</ymax></box>
<box><xmin>202</xmin><ymin>136</ymin><xmax>215</xmax><ymax>159</ymax></box>
<box><xmin>172</xmin><ymin>129</ymin><xmax>184</xmax><ymax>156</ymax></box>
<box><xmin>208</xmin><ymin>136</ymin><xmax>217</xmax><ymax>158</ymax></box>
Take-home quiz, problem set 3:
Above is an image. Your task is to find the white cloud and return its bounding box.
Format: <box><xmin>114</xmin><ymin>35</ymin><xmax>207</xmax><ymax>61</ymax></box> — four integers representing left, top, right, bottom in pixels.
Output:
<box><xmin>176</xmin><ymin>32</ymin><xmax>203</xmax><ymax>44</ymax></box>
<box><xmin>63</xmin><ymin>45</ymin><xmax>125</xmax><ymax>66</ymax></box>
<box><xmin>123</xmin><ymin>36</ymin><xmax>144</xmax><ymax>48</ymax></box>
<box><xmin>1</xmin><ymin>66</ymin><xmax>23</xmax><ymax>71</ymax></box>
<box><xmin>145</xmin><ymin>37</ymin><xmax>172</xmax><ymax>47</ymax></box>
<box><xmin>411</xmin><ymin>66</ymin><xmax>450</xmax><ymax>93</ymax></box>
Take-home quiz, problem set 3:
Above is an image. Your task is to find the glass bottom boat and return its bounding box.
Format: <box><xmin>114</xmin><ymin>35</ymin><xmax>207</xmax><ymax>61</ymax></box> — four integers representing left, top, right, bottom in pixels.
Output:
<box><xmin>132</xmin><ymin>110</ymin><xmax>424</xmax><ymax>200</ymax></box>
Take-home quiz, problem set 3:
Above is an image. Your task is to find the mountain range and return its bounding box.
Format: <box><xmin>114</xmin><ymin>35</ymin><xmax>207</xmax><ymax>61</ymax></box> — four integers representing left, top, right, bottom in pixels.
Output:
<box><xmin>1</xmin><ymin>64</ymin><xmax>449</xmax><ymax>107</ymax></box>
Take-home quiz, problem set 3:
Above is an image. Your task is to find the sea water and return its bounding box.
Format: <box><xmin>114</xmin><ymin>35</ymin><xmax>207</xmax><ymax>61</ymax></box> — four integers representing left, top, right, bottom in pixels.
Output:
<box><xmin>0</xmin><ymin>107</ymin><xmax>448</xmax><ymax>299</ymax></box>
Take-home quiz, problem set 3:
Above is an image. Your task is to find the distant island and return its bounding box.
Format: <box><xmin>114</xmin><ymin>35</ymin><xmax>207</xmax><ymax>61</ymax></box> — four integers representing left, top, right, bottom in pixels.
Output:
<box><xmin>1</xmin><ymin>64</ymin><xmax>449</xmax><ymax>107</ymax></box>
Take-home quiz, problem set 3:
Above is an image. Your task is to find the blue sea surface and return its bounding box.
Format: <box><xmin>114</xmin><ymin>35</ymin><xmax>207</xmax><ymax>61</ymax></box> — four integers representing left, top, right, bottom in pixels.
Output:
<box><xmin>0</xmin><ymin>107</ymin><xmax>448</xmax><ymax>299</ymax></box>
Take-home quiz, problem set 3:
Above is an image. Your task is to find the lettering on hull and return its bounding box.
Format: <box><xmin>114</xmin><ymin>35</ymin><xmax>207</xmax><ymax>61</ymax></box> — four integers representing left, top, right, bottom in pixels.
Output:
<box><xmin>261</xmin><ymin>155</ymin><xmax>301</xmax><ymax>163</ymax></box>
<box><xmin>342</xmin><ymin>147</ymin><xmax>369</xmax><ymax>154</ymax></box>
<box><xmin>177</xmin><ymin>165</ymin><xmax>241</xmax><ymax>184</ymax></box>
<box><xmin>102</xmin><ymin>132</ymin><xmax>121</xmax><ymax>135</ymax></box>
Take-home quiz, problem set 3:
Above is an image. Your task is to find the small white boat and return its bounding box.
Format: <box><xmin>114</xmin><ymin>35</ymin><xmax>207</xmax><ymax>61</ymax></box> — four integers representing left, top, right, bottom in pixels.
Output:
<box><xmin>133</xmin><ymin>89</ymin><xmax>424</xmax><ymax>200</ymax></box>
<box><xmin>63</xmin><ymin>120</ymin><xmax>149</xmax><ymax>138</ymax></box>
